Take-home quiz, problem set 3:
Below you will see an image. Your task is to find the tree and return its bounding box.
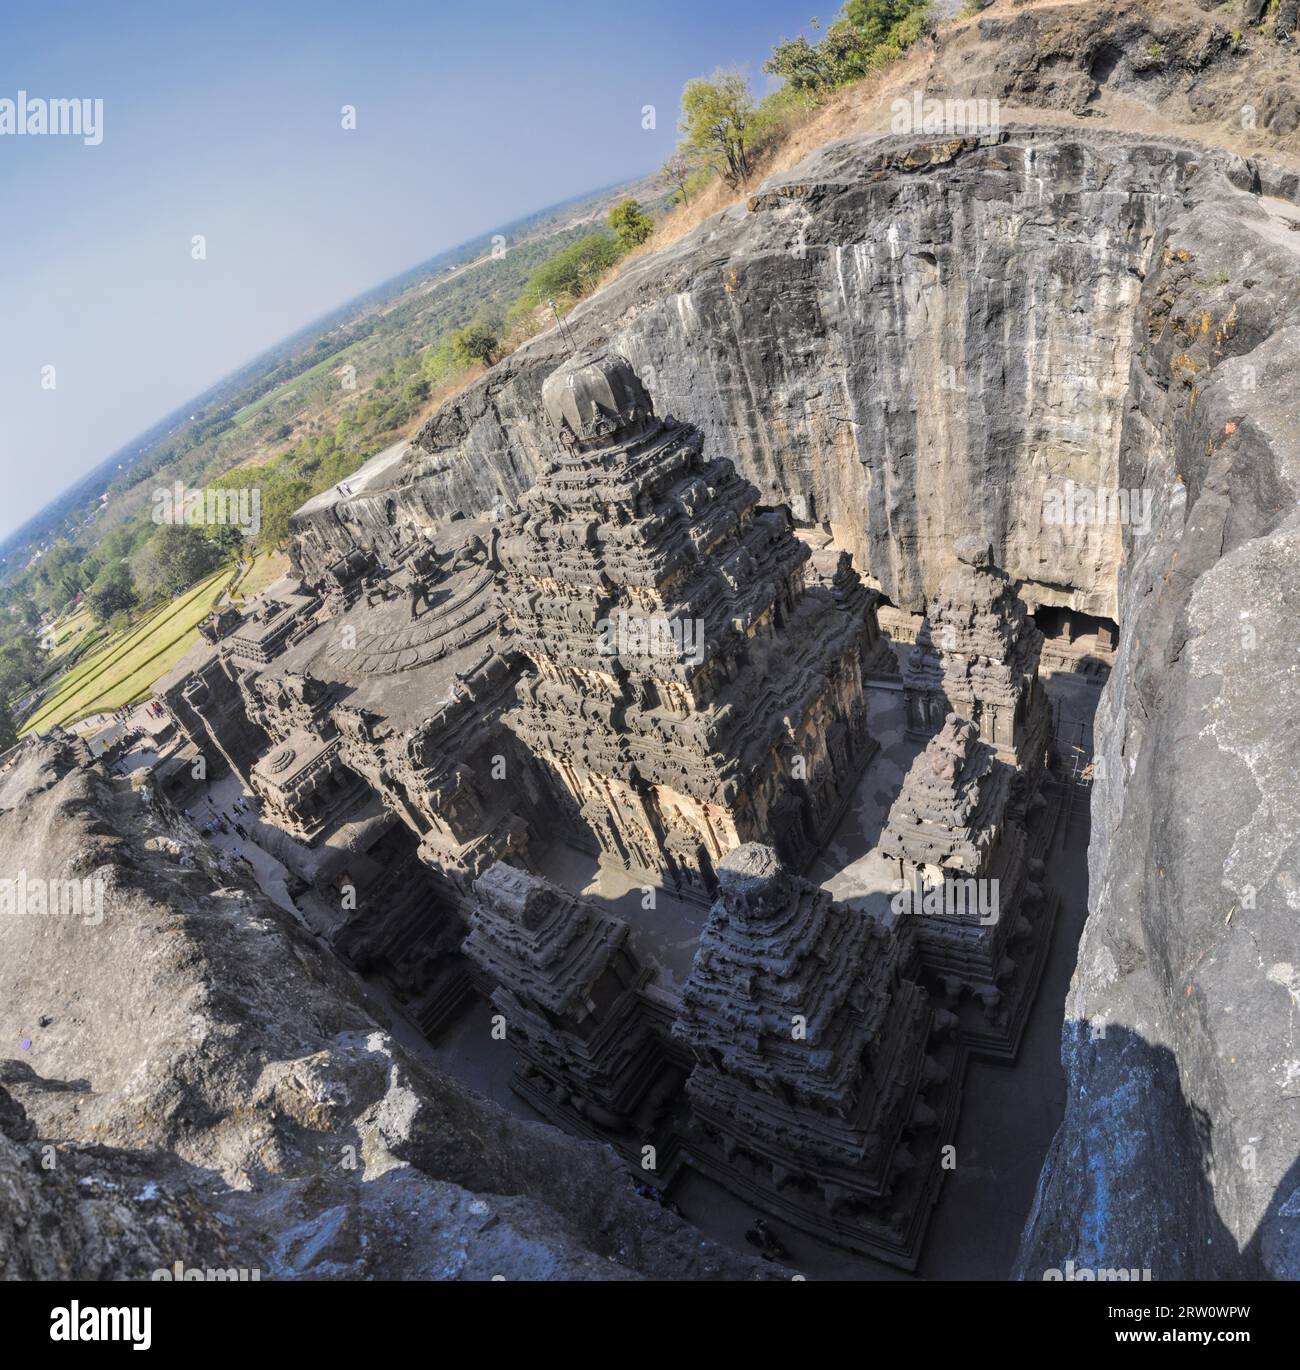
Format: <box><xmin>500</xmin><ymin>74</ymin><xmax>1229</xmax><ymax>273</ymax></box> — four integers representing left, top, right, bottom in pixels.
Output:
<box><xmin>0</xmin><ymin>638</ymin><xmax>45</xmax><ymax>701</ymax></box>
<box><xmin>86</xmin><ymin>562</ymin><xmax>138</xmax><ymax>626</ymax></box>
<box><xmin>422</xmin><ymin>338</ymin><xmax>458</xmax><ymax>387</ymax></box>
<box><xmin>663</xmin><ymin>151</ymin><xmax>696</xmax><ymax>206</ymax></box>
<box><xmin>10</xmin><ymin>593</ymin><xmax>41</xmax><ymax>630</ymax></box>
<box><xmin>32</xmin><ymin>542</ymin><xmax>89</xmax><ymax>615</ymax></box>
<box><xmin>518</xmin><ymin>234</ymin><xmax>623</xmax><ymax>309</ymax></box>
<box><xmin>210</xmin><ymin>525</ymin><xmax>247</xmax><ymax>562</ymax></box>
<box><xmin>450</xmin><ymin>321</ymin><xmax>499</xmax><ymax>370</ymax></box>
<box><xmin>765</xmin><ymin>3</ymin><xmax>930</xmax><ymax>99</ymax></box>
<box><xmin>678</xmin><ymin>68</ymin><xmax>755</xmax><ymax>188</ymax></box>
<box><xmin>765</xmin><ymin>20</ymin><xmax>875</xmax><ymax>95</ymax></box>
<box><xmin>255</xmin><ymin>475</ymin><xmax>311</xmax><ymax>554</ymax></box>
<box><xmin>0</xmin><ymin>698</ymin><xmax>17</xmax><ymax>753</ymax></box>
<box><xmin>141</xmin><ymin>524</ymin><xmax>222</xmax><ymax>598</ymax></box>
<box><xmin>843</xmin><ymin>0</ymin><xmax>929</xmax><ymax>49</ymax></box>
<box><xmin>608</xmin><ymin>199</ymin><xmax>654</xmax><ymax>250</ymax></box>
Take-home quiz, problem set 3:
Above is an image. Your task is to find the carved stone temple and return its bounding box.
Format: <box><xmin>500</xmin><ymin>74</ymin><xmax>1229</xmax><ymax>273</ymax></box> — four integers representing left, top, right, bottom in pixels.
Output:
<box><xmin>878</xmin><ymin>714</ymin><xmax>1056</xmax><ymax>1058</ymax></box>
<box><xmin>673</xmin><ymin>844</ymin><xmax>961</xmax><ymax>1268</ymax></box>
<box><xmin>463</xmin><ymin>862</ymin><xmax>683</xmax><ymax>1167</ymax></box>
<box><xmin>495</xmin><ymin>350</ymin><xmax>881</xmax><ymax>899</ymax></box>
<box><xmin>138</xmin><ymin>348</ymin><xmax>1084</xmax><ymax>1272</ymax></box>
<box><xmin>902</xmin><ymin>535</ymin><xmax>1052</xmax><ymax>790</ymax></box>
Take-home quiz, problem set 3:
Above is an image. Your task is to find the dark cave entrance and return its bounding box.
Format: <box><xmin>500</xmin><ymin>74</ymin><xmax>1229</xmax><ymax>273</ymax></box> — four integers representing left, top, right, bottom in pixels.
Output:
<box><xmin>1032</xmin><ymin>605</ymin><xmax>1117</xmax><ymax>650</ymax></box>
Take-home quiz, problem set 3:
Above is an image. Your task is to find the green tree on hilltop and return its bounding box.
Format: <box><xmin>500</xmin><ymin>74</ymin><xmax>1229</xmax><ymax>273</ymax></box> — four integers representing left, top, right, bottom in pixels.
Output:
<box><xmin>518</xmin><ymin>234</ymin><xmax>623</xmax><ymax>310</ymax></box>
<box><xmin>450</xmin><ymin>320</ymin><xmax>500</xmax><ymax>369</ymax></box>
<box><xmin>678</xmin><ymin>68</ymin><xmax>755</xmax><ymax>188</ymax></box>
<box><xmin>609</xmin><ymin>199</ymin><xmax>654</xmax><ymax>250</ymax></box>
<box><xmin>843</xmin><ymin>0</ymin><xmax>929</xmax><ymax>48</ymax></box>
<box><xmin>766</xmin><ymin>1</ymin><xmax>931</xmax><ymax>101</ymax></box>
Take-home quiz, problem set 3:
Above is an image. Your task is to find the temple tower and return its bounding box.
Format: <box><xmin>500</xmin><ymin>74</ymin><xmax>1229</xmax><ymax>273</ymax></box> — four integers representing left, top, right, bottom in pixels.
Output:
<box><xmin>671</xmin><ymin>844</ymin><xmax>961</xmax><ymax>1269</ymax></box>
<box><xmin>878</xmin><ymin>714</ymin><xmax>1056</xmax><ymax>1058</ymax></box>
<box><xmin>496</xmin><ymin>350</ymin><xmax>879</xmax><ymax>898</ymax></box>
<box><xmin>903</xmin><ymin>536</ymin><xmax>1051</xmax><ymax>785</ymax></box>
<box><xmin>462</xmin><ymin>863</ymin><xmax>681</xmax><ymax>1167</ymax></box>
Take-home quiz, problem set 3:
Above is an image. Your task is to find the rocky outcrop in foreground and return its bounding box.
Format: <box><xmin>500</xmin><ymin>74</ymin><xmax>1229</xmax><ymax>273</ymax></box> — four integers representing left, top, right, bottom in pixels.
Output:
<box><xmin>1016</xmin><ymin>127</ymin><xmax>1300</xmax><ymax>1281</ymax></box>
<box><xmin>0</xmin><ymin>740</ymin><xmax>772</xmax><ymax>1280</ymax></box>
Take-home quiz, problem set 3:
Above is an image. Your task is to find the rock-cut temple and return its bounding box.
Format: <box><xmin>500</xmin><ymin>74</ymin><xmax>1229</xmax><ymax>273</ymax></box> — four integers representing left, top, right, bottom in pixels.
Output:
<box><xmin>143</xmin><ymin>349</ymin><xmax>1067</xmax><ymax>1269</ymax></box>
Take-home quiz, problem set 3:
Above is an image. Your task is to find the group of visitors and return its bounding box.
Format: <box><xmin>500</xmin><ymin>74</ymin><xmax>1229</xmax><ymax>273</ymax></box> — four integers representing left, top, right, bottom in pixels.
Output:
<box><xmin>184</xmin><ymin>793</ymin><xmax>260</xmax><ymax>843</ymax></box>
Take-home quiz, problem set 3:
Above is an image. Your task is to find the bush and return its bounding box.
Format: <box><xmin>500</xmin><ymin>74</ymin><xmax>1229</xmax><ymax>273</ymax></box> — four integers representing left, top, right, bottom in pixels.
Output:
<box><xmin>450</xmin><ymin>320</ymin><xmax>499</xmax><ymax>369</ymax></box>
<box><xmin>516</xmin><ymin>234</ymin><xmax>624</xmax><ymax>309</ymax></box>
<box><xmin>609</xmin><ymin>199</ymin><xmax>654</xmax><ymax>250</ymax></box>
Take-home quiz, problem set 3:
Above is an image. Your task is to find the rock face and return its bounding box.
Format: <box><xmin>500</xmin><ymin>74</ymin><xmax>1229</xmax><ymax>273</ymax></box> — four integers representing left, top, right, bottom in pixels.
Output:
<box><xmin>934</xmin><ymin>0</ymin><xmax>1300</xmax><ymax>141</ymax></box>
<box><xmin>1015</xmin><ymin>139</ymin><xmax>1300</xmax><ymax>1281</ymax></box>
<box><xmin>0</xmin><ymin>737</ymin><xmax>774</xmax><ymax>1280</ymax></box>
<box><xmin>296</xmin><ymin>130</ymin><xmax>1197</xmax><ymax>620</ymax></box>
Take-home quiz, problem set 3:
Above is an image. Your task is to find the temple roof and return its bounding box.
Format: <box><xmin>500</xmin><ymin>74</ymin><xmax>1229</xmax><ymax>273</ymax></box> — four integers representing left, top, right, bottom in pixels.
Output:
<box><xmin>541</xmin><ymin>350</ymin><xmax>656</xmax><ymax>452</ymax></box>
<box><xmin>878</xmin><ymin>714</ymin><xmax>1013</xmax><ymax>874</ymax></box>
<box><xmin>463</xmin><ymin>863</ymin><xmax>632</xmax><ymax>1018</ymax></box>
<box><xmin>675</xmin><ymin>844</ymin><xmax>905</xmax><ymax>1111</ymax></box>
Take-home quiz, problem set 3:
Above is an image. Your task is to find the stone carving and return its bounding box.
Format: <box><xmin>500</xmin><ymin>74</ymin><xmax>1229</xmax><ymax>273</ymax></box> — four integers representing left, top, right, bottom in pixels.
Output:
<box><xmin>673</xmin><ymin>844</ymin><xmax>961</xmax><ymax>1269</ymax></box>
<box><xmin>903</xmin><ymin>539</ymin><xmax>1052</xmax><ymax>803</ymax></box>
<box><xmin>878</xmin><ymin>714</ymin><xmax>1056</xmax><ymax>1058</ymax></box>
<box><xmin>495</xmin><ymin>350</ymin><xmax>880</xmax><ymax>898</ymax></box>
<box><xmin>463</xmin><ymin>863</ymin><xmax>682</xmax><ymax>1159</ymax></box>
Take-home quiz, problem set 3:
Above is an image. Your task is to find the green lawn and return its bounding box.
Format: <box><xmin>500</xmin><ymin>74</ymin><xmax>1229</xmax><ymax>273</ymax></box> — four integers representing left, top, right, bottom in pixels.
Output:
<box><xmin>20</xmin><ymin>563</ymin><xmax>240</xmax><ymax>734</ymax></box>
<box><xmin>229</xmin><ymin>549</ymin><xmax>289</xmax><ymax>601</ymax></box>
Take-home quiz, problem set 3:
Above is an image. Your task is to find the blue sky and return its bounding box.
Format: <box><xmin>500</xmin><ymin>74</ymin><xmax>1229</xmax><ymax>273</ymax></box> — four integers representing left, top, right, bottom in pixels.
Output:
<box><xmin>0</xmin><ymin>0</ymin><xmax>817</xmax><ymax>539</ymax></box>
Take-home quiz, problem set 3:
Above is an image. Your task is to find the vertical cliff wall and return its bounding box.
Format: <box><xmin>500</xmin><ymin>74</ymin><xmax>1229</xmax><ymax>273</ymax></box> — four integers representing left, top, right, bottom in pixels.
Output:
<box><xmin>295</xmin><ymin>131</ymin><xmax>1190</xmax><ymax>618</ymax></box>
<box><xmin>1016</xmin><ymin>154</ymin><xmax>1300</xmax><ymax>1280</ymax></box>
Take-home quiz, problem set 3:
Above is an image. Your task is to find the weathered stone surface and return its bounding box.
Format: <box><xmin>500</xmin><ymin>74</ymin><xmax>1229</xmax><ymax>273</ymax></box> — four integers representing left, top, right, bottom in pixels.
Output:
<box><xmin>463</xmin><ymin>864</ymin><xmax>682</xmax><ymax>1158</ymax></box>
<box><xmin>673</xmin><ymin>843</ymin><xmax>960</xmax><ymax>1268</ymax></box>
<box><xmin>497</xmin><ymin>350</ymin><xmax>881</xmax><ymax>893</ymax></box>
<box><xmin>0</xmin><ymin>737</ymin><xmax>775</xmax><ymax>1280</ymax></box>
<box><xmin>902</xmin><ymin>543</ymin><xmax>1051</xmax><ymax>780</ymax></box>
<box><xmin>1015</xmin><ymin>149</ymin><xmax>1300</xmax><ymax>1281</ymax></box>
<box><xmin>296</xmin><ymin>130</ymin><xmax>1210</xmax><ymax>622</ymax></box>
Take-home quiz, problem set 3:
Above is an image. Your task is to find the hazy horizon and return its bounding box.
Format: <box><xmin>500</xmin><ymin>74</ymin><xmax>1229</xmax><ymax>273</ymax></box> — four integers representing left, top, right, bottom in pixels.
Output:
<box><xmin>0</xmin><ymin>0</ymin><xmax>810</xmax><ymax>541</ymax></box>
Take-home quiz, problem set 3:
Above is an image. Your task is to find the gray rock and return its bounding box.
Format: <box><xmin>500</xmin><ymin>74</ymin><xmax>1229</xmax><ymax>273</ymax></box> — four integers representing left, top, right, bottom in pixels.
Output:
<box><xmin>0</xmin><ymin>741</ymin><xmax>776</xmax><ymax>1280</ymax></box>
<box><xmin>1015</xmin><ymin>151</ymin><xmax>1300</xmax><ymax>1281</ymax></box>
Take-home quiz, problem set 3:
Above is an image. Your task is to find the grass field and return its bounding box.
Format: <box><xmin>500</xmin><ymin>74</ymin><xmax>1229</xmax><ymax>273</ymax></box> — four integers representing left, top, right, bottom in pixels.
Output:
<box><xmin>230</xmin><ymin>550</ymin><xmax>289</xmax><ymax>601</ymax></box>
<box><xmin>45</xmin><ymin>604</ymin><xmax>102</xmax><ymax>663</ymax></box>
<box><xmin>231</xmin><ymin>343</ymin><xmax>363</xmax><ymax>427</ymax></box>
<box><xmin>19</xmin><ymin>555</ymin><xmax>282</xmax><ymax>735</ymax></box>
